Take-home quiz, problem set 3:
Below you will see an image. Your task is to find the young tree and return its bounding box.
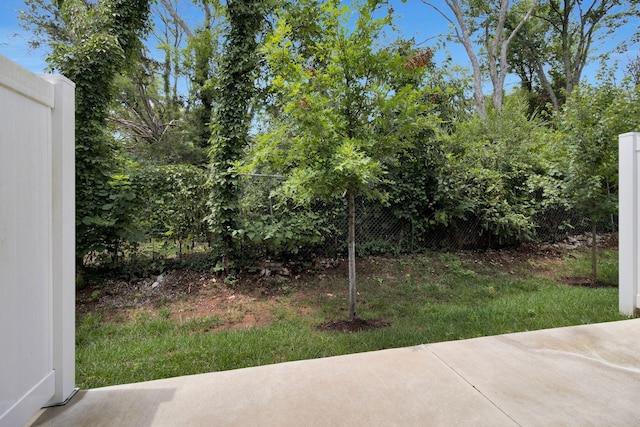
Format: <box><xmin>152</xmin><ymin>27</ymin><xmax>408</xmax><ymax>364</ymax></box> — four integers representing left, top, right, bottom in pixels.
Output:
<box><xmin>252</xmin><ymin>0</ymin><xmax>432</xmax><ymax>320</ymax></box>
<box><xmin>559</xmin><ymin>78</ymin><xmax>640</xmax><ymax>282</ymax></box>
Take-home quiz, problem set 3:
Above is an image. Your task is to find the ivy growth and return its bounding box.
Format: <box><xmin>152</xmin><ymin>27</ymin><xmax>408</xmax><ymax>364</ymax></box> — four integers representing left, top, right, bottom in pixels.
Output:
<box><xmin>207</xmin><ymin>0</ymin><xmax>269</xmax><ymax>268</ymax></box>
<box><xmin>38</xmin><ymin>0</ymin><xmax>152</xmax><ymax>263</ymax></box>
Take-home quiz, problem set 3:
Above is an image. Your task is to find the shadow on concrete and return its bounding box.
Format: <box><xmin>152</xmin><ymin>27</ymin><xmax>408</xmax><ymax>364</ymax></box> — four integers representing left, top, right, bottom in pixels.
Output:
<box><xmin>27</xmin><ymin>387</ymin><xmax>175</xmax><ymax>427</ymax></box>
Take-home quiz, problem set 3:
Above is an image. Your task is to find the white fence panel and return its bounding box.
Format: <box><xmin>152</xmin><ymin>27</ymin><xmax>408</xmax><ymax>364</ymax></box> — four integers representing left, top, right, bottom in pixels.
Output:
<box><xmin>0</xmin><ymin>55</ymin><xmax>75</xmax><ymax>426</ymax></box>
<box><xmin>619</xmin><ymin>132</ymin><xmax>640</xmax><ymax>316</ymax></box>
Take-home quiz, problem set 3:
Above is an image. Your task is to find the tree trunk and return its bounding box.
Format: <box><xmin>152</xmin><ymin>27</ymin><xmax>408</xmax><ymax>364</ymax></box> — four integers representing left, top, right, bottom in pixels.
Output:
<box><xmin>209</xmin><ymin>0</ymin><xmax>265</xmax><ymax>265</ymax></box>
<box><xmin>443</xmin><ymin>0</ymin><xmax>487</xmax><ymax>120</ymax></box>
<box><xmin>347</xmin><ymin>187</ymin><xmax>357</xmax><ymax>321</ymax></box>
<box><xmin>591</xmin><ymin>219</ymin><xmax>597</xmax><ymax>284</ymax></box>
<box><xmin>533</xmin><ymin>58</ymin><xmax>560</xmax><ymax>112</ymax></box>
<box><xmin>490</xmin><ymin>0</ymin><xmax>538</xmax><ymax>113</ymax></box>
<box><xmin>432</xmin><ymin>0</ymin><xmax>536</xmax><ymax>119</ymax></box>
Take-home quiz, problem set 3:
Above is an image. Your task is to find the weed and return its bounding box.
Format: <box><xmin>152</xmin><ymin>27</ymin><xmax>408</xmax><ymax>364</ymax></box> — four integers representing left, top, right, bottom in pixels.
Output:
<box><xmin>224</xmin><ymin>274</ymin><xmax>239</xmax><ymax>287</ymax></box>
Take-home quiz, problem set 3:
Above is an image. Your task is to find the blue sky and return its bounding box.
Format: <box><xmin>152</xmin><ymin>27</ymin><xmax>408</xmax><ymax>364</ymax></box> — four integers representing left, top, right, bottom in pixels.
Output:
<box><xmin>0</xmin><ymin>1</ymin><xmax>48</xmax><ymax>72</ymax></box>
<box><xmin>0</xmin><ymin>0</ymin><xmax>457</xmax><ymax>70</ymax></box>
<box><xmin>0</xmin><ymin>0</ymin><xmax>479</xmax><ymax>82</ymax></box>
<box><xmin>0</xmin><ymin>0</ymin><xmax>636</xmax><ymax>86</ymax></box>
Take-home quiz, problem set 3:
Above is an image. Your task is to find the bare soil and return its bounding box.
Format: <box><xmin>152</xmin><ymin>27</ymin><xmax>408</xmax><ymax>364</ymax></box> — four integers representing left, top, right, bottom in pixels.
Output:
<box><xmin>77</xmin><ymin>269</ymin><xmax>314</xmax><ymax>330</ymax></box>
<box><xmin>558</xmin><ymin>276</ymin><xmax>617</xmax><ymax>288</ymax></box>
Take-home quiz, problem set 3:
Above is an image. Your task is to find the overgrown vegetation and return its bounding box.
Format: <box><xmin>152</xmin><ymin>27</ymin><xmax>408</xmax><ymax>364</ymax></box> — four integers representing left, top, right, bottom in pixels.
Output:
<box><xmin>18</xmin><ymin>0</ymin><xmax>639</xmax><ymax>273</ymax></box>
<box><xmin>22</xmin><ymin>0</ymin><xmax>153</xmax><ymax>261</ymax></box>
<box><xmin>207</xmin><ymin>0</ymin><xmax>269</xmax><ymax>266</ymax></box>
<box><xmin>252</xmin><ymin>0</ymin><xmax>434</xmax><ymax>319</ymax></box>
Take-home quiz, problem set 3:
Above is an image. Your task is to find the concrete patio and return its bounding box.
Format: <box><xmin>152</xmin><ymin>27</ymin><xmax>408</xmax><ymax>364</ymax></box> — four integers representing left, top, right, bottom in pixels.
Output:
<box><xmin>26</xmin><ymin>318</ymin><xmax>640</xmax><ymax>426</ymax></box>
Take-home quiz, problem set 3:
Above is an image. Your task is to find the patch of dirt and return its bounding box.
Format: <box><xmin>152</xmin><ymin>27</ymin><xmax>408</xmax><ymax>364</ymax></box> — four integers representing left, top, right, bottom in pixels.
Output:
<box><xmin>450</xmin><ymin>241</ymin><xmax>567</xmax><ymax>280</ymax></box>
<box><xmin>559</xmin><ymin>276</ymin><xmax>617</xmax><ymax>288</ymax></box>
<box><xmin>77</xmin><ymin>234</ymin><xmax>618</xmax><ymax>330</ymax></box>
<box><xmin>316</xmin><ymin>318</ymin><xmax>390</xmax><ymax>333</ymax></box>
<box><xmin>77</xmin><ymin>269</ymin><xmax>311</xmax><ymax>330</ymax></box>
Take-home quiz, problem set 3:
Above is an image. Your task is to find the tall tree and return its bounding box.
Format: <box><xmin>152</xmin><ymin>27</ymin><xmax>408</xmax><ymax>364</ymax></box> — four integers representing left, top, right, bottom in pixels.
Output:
<box><xmin>155</xmin><ymin>0</ymin><xmax>187</xmax><ymax>105</ymax></box>
<box><xmin>21</xmin><ymin>0</ymin><xmax>152</xmax><ymax>261</ymax></box>
<box><xmin>116</xmin><ymin>0</ymin><xmax>223</xmax><ymax>164</ymax></box>
<box><xmin>185</xmin><ymin>2</ymin><xmax>223</xmax><ymax>150</ymax></box>
<box><xmin>159</xmin><ymin>0</ymin><xmax>225</xmax><ymax>149</ymax></box>
<box><xmin>253</xmin><ymin>0</ymin><xmax>432</xmax><ymax>320</ymax></box>
<box><xmin>208</xmin><ymin>0</ymin><xmax>269</xmax><ymax>268</ymax></box>
<box><xmin>110</xmin><ymin>55</ymin><xmax>177</xmax><ymax>148</ymax></box>
<box><xmin>108</xmin><ymin>54</ymin><xmax>208</xmax><ymax>165</ymax></box>
<box><xmin>508</xmin><ymin>0</ymin><xmax>639</xmax><ymax>112</ymax></box>
<box><xmin>422</xmin><ymin>0</ymin><xmax>537</xmax><ymax>119</ymax></box>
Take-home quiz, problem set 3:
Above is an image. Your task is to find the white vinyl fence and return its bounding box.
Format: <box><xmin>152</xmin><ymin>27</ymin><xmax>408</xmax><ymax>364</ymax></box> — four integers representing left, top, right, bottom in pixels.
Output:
<box><xmin>619</xmin><ymin>132</ymin><xmax>640</xmax><ymax>316</ymax></box>
<box><xmin>0</xmin><ymin>55</ymin><xmax>76</xmax><ymax>426</ymax></box>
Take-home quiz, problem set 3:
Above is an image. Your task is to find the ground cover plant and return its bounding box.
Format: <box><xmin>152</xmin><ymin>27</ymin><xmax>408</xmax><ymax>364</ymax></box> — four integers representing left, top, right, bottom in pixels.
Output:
<box><xmin>76</xmin><ymin>238</ymin><xmax>628</xmax><ymax>389</ymax></box>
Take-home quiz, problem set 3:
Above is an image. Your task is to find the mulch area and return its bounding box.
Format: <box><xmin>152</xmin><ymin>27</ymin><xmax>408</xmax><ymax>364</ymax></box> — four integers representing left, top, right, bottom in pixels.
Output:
<box><xmin>316</xmin><ymin>318</ymin><xmax>391</xmax><ymax>333</ymax></box>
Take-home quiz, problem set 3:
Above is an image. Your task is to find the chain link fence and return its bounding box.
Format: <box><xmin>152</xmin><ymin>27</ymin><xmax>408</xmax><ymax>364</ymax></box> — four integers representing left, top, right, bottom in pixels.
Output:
<box><xmin>239</xmin><ymin>175</ymin><xmax>618</xmax><ymax>259</ymax></box>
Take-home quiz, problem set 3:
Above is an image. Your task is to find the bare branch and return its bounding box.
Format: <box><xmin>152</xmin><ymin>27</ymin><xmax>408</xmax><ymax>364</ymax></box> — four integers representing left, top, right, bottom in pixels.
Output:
<box><xmin>159</xmin><ymin>0</ymin><xmax>192</xmax><ymax>37</ymax></box>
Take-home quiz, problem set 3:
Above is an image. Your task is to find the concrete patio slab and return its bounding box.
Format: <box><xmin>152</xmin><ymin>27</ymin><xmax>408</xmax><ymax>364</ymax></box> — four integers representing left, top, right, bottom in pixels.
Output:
<box><xmin>26</xmin><ymin>319</ymin><xmax>640</xmax><ymax>427</ymax></box>
<box><xmin>426</xmin><ymin>320</ymin><xmax>640</xmax><ymax>426</ymax></box>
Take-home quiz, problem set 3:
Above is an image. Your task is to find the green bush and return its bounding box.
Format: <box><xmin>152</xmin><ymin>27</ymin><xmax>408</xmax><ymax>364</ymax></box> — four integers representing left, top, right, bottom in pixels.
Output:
<box><xmin>429</xmin><ymin>93</ymin><xmax>564</xmax><ymax>246</ymax></box>
<box><xmin>237</xmin><ymin>176</ymin><xmax>341</xmax><ymax>259</ymax></box>
<box><xmin>130</xmin><ymin>163</ymin><xmax>212</xmax><ymax>252</ymax></box>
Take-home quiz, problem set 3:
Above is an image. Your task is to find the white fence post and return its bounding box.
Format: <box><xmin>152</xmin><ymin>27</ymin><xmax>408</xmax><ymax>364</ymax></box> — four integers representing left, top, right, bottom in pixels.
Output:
<box><xmin>42</xmin><ymin>75</ymin><xmax>77</xmax><ymax>406</ymax></box>
<box><xmin>619</xmin><ymin>132</ymin><xmax>640</xmax><ymax>316</ymax></box>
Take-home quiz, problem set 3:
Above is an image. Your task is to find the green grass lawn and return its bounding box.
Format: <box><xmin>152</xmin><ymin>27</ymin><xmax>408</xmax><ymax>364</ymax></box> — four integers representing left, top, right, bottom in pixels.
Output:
<box><xmin>76</xmin><ymin>247</ymin><xmax>630</xmax><ymax>389</ymax></box>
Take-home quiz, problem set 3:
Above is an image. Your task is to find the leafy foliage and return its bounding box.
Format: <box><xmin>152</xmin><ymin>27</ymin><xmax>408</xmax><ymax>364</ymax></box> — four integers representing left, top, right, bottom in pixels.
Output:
<box><xmin>80</xmin><ymin>163</ymin><xmax>212</xmax><ymax>265</ymax></box>
<box><xmin>255</xmin><ymin>1</ymin><xmax>431</xmax><ymax>203</ymax></box>
<box><xmin>507</xmin><ymin>0</ymin><xmax>640</xmax><ymax>112</ymax></box>
<box><xmin>559</xmin><ymin>78</ymin><xmax>640</xmax><ymax>224</ymax></box>
<box><xmin>25</xmin><ymin>0</ymin><xmax>152</xmax><ymax>262</ymax></box>
<box><xmin>208</xmin><ymin>0</ymin><xmax>270</xmax><ymax>264</ymax></box>
<box><xmin>557</xmin><ymin>78</ymin><xmax>640</xmax><ymax>279</ymax></box>
<box><xmin>183</xmin><ymin>4</ymin><xmax>224</xmax><ymax>150</ymax></box>
<box><xmin>110</xmin><ymin>57</ymin><xmax>208</xmax><ymax>166</ymax></box>
<box><xmin>16</xmin><ymin>0</ymin><xmax>639</xmax><ymax>278</ymax></box>
<box><xmin>130</xmin><ymin>164</ymin><xmax>212</xmax><ymax>250</ymax></box>
<box><xmin>237</xmin><ymin>175</ymin><xmax>342</xmax><ymax>258</ymax></box>
<box><xmin>432</xmin><ymin>93</ymin><xmax>563</xmax><ymax>246</ymax></box>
